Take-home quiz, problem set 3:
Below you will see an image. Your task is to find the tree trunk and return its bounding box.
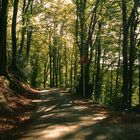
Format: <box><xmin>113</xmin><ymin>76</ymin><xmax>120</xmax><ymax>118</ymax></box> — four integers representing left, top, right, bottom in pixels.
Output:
<box><xmin>115</xmin><ymin>30</ymin><xmax>121</xmax><ymax>96</ymax></box>
<box><xmin>128</xmin><ymin>8</ymin><xmax>137</xmax><ymax>109</ymax></box>
<box><xmin>11</xmin><ymin>0</ymin><xmax>19</xmax><ymax>70</ymax></box>
<box><xmin>31</xmin><ymin>55</ymin><xmax>38</xmax><ymax>88</ymax></box>
<box><xmin>18</xmin><ymin>0</ymin><xmax>26</xmax><ymax>56</ymax></box>
<box><xmin>70</xmin><ymin>54</ymin><xmax>73</xmax><ymax>91</ymax></box>
<box><xmin>64</xmin><ymin>46</ymin><xmax>68</xmax><ymax>88</ymax></box>
<box><xmin>0</xmin><ymin>0</ymin><xmax>8</xmax><ymax>76</ymax></box>
<box><xmin>121</xmin><ymin>0</ymin><xmax>129</xmax><ymax>110</ymax></box>
<box><xmin>26</xmin><ymin>27</ymin><xmax>33</xmax><ymax>61</ymax></box>
<box><xmin>94</xmin><ymin>40</ymin><xmax>101</xmax><ymax>101</ymax></box>
<box><xmin>43</xmin><ymin>57</ymin><xmax>49</xmax><ymax>88</ymax></box>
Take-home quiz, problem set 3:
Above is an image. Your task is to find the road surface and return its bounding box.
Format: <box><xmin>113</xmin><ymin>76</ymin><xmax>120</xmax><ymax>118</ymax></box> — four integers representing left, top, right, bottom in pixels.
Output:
<box><xmin>15</xmin><ymin>89</ymin><xmax>140</xmax><ymax>140</ymax></box>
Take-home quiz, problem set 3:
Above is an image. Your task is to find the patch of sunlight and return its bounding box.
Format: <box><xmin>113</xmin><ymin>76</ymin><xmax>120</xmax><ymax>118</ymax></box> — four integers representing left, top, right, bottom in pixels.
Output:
<box><xmin>42</xmin><ymin>119</ymin><xmax>107</xmax><ymax>140</ymax></box>
<box><xmin>41</xmin><ymin>113</ymin><xmax>54</xmax><ymax>118</ymax></box>
<box><xmin>32</xmin><ymin>99</ymin><xmax>42</xmax><ymax>103</ymax></box>
<box><xmin>41</xmin><ymin>114</ymin><xmax>107</xmax><ymax>139</ymax></box>
<box><xmin>79</xmin><ymin>114</ymin><xmax>107</xmax><ymax>124</ymax></box>
<box><xmin>95</xmin><ymin>135</ymin><xmax>107</xmax><ymax>140</ymax></box>
<box><xmin>37</xmin><ymin>105</ymin><xmax>56</xmax><ymax>113</ymax></box>
<box><xmin>92</xmin><ymin>113</ymin><xmax>108</xmax><ymax>120</ymax></box>
<box><xmin>54</xmin><ymin>112</ymin><xmax>69</xmax><ymax>117</ymax></box>
<box><xmin>73</xmin><ymin>105</ymin><xmax>88</xmax><ymax>110</ymax></box>
<box><xmin>40</xmin><ymin>90</ymin><xmax>50</xmax><ymax>93</ymax></box>
<box><xmin>33</xmin><ymin>99</ymin><xmax>50</xmax><ymax>103</ymax></box>
<box><xmin>41</xmin><ymin>88</ymin><xmax>59</xmax><ymax>93</ymax></box>
<box><xmin>93</xmin><ymin>116</ymin><xmax>107</xmax><ymax>121</ymax></box>
<box><xmin>40</xmin><ymin>125</ymin><xmax>78</xmax><ymax>139</ymax></box>
<box><xmin>44</xmin><ymin>105</ymin><xmax>57</xmax><ymax>111</ymax></box>
<box><xmin>79</xmin><ymin>115</ymin><xmax>107</xmax><ymax>126</ymax></box>
<box><xmin>20</xmin><ymin>113</ymin><xmax>108</xmax><ymax>140</ymax></box>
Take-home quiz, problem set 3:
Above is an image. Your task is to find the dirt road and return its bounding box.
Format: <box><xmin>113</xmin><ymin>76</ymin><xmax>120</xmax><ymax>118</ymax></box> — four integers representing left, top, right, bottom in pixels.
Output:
<box><xmin>15</xmin><ymin>89</ymin><xmax>140</xmax><ymax>140</ymax></box>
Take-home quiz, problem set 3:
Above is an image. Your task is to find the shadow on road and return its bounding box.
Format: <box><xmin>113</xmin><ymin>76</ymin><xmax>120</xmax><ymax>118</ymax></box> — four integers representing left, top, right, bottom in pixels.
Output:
<box><xmin>9</xmin><ymin>89</ymin><xmax>140</xmax><ymax>140</ymax></box>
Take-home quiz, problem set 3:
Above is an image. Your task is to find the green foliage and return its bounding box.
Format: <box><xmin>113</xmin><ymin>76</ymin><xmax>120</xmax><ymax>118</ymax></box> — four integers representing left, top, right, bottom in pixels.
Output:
<box><xmin>5</xmin><ymin>0</ymin><xmax>140</xmax><ymax>110</ymax></box>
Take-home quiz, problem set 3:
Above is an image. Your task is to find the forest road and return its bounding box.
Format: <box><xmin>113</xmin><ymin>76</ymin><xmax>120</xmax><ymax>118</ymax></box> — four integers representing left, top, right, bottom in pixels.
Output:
<box><xmin>17</xmin><ymin>89</ymin><xmax>140</xmax><ymax>140</ymax></box>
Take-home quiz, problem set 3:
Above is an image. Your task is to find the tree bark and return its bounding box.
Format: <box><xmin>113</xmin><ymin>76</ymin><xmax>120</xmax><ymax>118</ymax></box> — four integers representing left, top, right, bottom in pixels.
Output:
<box><xmin>18</xmin><ymin>0</ymin><xmax>26</xmax><ymax>56</ymax></box>
<box><xmin>0</xmin><ymin>0</ymin><xmax>8</xmax><ymax>76</ymax></box>
<box><xmin>11</xmin><ymin>0</ymin><xmax>19</xmax><ymax>70</ymax></box>
<box><xmin>121</xmin><ymin>0</ymin><xmax>129</xmax><ymax>110</ymax></box>
<box><xmin>128</xmin><ymin>5</ymin><xmax>137</xmax><ymax>109</ymax></box>
<box><xmin>94</xmin><ymin>40</ymin><xmax>101</xmax><ymax>101</ymax></box>
<box><xmin>26</xmin><ymin>27</ymin><xmax>33</xmax><ymax>61</ymax></box>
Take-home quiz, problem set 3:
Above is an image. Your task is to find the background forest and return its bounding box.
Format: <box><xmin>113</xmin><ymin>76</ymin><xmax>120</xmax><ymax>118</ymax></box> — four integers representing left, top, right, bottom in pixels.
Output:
<box><xmin>0</xmin><ymin>0</ymin><xmax>140</xmax><ymax>111</ymax></box>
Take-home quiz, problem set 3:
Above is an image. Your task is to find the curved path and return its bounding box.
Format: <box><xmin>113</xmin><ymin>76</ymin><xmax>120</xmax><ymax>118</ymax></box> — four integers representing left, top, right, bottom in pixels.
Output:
<box><xmin>17</xmin><ymin>89</ymin><xmax>140</xmax><ymax>140</ymax></box>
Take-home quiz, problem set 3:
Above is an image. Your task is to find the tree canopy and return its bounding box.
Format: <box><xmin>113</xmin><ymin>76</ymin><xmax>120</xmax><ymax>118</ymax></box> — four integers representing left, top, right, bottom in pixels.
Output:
<box><xmin>0</xmin><ymin>0</ymin><xmax>140</xmax><ymax>110</ymax></box>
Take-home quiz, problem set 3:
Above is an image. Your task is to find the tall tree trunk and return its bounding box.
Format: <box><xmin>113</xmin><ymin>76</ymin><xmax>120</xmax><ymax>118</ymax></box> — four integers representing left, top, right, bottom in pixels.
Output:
<box><xmin>121</xmin><ymin>0</ymin><xmax>129</xmax><ymax>110</ymax></box>
<box><xmin>0</xmin><ymin>0</ymin><xmax>8</xmax><ymax>76</ymax></box>
<box><xmin>43</xmin><ymin>57</ymin><xmax>49</xmax><ymax>88</ymax></box>
<box><xmin>48</xmin><ymin>29</ymin><xmax>53</xmax><ymax>87</ymax></box>
<box><xmin>49</xmin><ymin>52</ymin><xmax>53</xmax><ymax>87</ymax></box>
<box><xmin>94</xmin><ymin>39</ymin><xmax>101</xmax><ymax>101</ymax></box>
<box><xmin>18</xmin><ymin>0</ymin><xmax>32</xmax><ymax>56</ymax></box>
<box><xmin>18</xmin><ymin>0</ymin><xmax>26</xmax><ymax>56</ymax></box>
<box><xmin>11</xmin><ymin>0</ymin><xmax>19</xmax><ymax>70</ymax></box>
<box><xmin>121</xmin><ymin>0</ymin><xmax>138</xmax><ymax>110</ymax></box>
<box><xmin>128</xmin><ymin>7</ymin><xmax>137</xmax><ymax>109</ymax></box>
<box><xmin>43</xmin><ymin>61</ymin><xmax>47</xmax><ymax>88</ymax></box>
<box><xmin>55</xmin><ymin>50</ymin><xmax>59</xmax><ymax>87</ymax></box>
<box><xmin>31</xmin><ymin>55</ymin><xmax>38</xmax><ymax>88</ymax></box>
<box><xmin>58</xmin><ymin>55</ymin><xmax>63</xmax><ymax>87</ymax></box>
<box><xmin>26</xmin><ymin>1</ymin><xmax>33</xmax><ymax>62</ymax></box>
<box><xmin>64</xmin><ymin>46</ymin><xmax>68</xmax><ymax>88</ymax></box>
<box><xmin>70</xmin><ymin>54</ymin><xmax>73</xmax><ymax>91</ymax></box>
<box><xmin>74</xmin><ymin>46</ymin><xmax>78</xmax><ymax>89</ymax></box>
<box><xmin>115</xmin><ymin>29</ymin><xmax>121</xmax><ymax>96</ymax></box>
<box><xmin>26</xmin><ymin>27</ymin><xmax>33</xmax><ymax>61</ymax></box>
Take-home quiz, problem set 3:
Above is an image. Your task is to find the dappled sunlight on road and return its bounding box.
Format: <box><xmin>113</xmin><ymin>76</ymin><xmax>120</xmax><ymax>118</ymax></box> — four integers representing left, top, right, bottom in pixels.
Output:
<box><xmin>19</xmin><ymin>90</ymin><xmax>109</xmax><ymax>140</ymax></box>
<box><xmin>18</xmin><ymin>89</ymin><xmax>140</xmax><ymax>140</ymax></box>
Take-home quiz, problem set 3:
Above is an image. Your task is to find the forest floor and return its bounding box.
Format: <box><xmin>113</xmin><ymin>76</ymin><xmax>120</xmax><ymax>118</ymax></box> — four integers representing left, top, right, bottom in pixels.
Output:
<box><xmin>3</xmin><ymin>88</ymin><xmax>139</xmax><ymax>140</ymax></box>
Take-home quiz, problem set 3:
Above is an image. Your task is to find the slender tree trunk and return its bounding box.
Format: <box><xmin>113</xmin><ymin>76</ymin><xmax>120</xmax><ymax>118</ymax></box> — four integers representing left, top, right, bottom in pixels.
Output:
<box><xmin>128</xmin><ymin>9</ymin><xmax>137</xmax><ymax>109</ymax></box>
<box><xmin>49</xmin><ymin>53</ymin><xmax>53</xmax><ymax>87</ymax></box>
<box><xmin>43</xmin><ymin>57</ymin><xmax>49</xmax><ymax>88</ymax></box>
<box><xmin>64</xmin><ymin>46</ymin><xmax>68</xmax><ymax>88</ymax></box>
<box><xmin>43</xmin><ymin>62</ymin><xmax>47</xmax><ymax>88</ymax></box>
<box><xmin>74</xmin><ymin>46</ymin><xmax>78</xmax><ymax>88</ymax></box>
<box><xmin>48</xmin><ymin>30</ymin><xmax>53</xmax><ymax>87</ymax></box>
<box><xmin>26</xmin><ymin>27</ymin><xmax>33</xmax><ymax>61</ymax></box>
<box><xmin>52</xmin><ymin>50</ymin><xmax>55</xmax><ymax>87</ymax></box>
<box><xmin>110</xmin><ymin>67</ymin><xmax>113</xmax><ymax>100</ymax></box>
<box><xmin>94</xmin><ymin>40</ymin><xmax>101</xmax><ymax>101</ymax></box>
<box><xmin>18</xmin><ymin>0</ymin><xmax>26</xmax><ymax>56</ymax></box>
<box><xmin>55</xmin><ymin>50</ymin><xmax>59</xmax><ymax>87</ymax></box>
<box><xmin>121</xmin><ymin>0</ymin><xmax>129</xmax><ymax>110</ymax></box>
<box><xmin>70</xmin><ymin>54</ymin><xmax>73</xmax><ymax>91</ymax></box>
<box><xmin>0</xmin><ymin>0</ymin><xmax>8</xmax><ymax>76</ymax></box>
<box><xmin>59</xmin><ymin>55</ymin><xmax>63</xmax><ymax>87</ymax></box>
<box><xmin>11</xmin><ymin>0</ymin><xmax>19</xmax><ymax>70</ymax></box>
<box><xmin>115</xmin><ymin>29</ymin><xmax>121</xmax><ymax>96</ymax></box>
<box><xmin>31</xmin><ymin>55</ymin><xmax>38</xmax><ymax>88</ymax></box>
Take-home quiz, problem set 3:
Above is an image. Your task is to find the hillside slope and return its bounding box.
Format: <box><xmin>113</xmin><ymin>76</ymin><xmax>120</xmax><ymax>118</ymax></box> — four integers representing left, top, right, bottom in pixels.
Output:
<box><xmin>0</xmin><ymin>73</ymin><xmax>39</xmax><ymax>138</ymax></box>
